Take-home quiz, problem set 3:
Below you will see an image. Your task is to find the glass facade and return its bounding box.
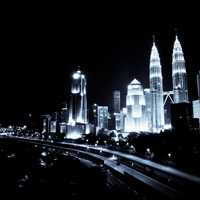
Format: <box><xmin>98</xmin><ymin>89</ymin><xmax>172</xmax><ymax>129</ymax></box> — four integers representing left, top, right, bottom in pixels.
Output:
<box><xmin>97</xmin><ymin>106</ymin><xmax>108</xmax><ymax>129</ymax></box>
<box><xmin>149</xmin><ymin>42</ymin><xmax>164</xmax><ymax>133</ymax></box>
<box><xmin>172</xmin><ymin>36</ymin><xmax>188</xmax><ymax>103</ymax></box>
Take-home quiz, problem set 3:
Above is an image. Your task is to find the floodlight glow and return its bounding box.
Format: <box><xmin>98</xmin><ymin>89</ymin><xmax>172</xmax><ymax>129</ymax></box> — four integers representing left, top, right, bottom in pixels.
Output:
<box><xmin>68</xmin><ymin>69</ymin><xmax>88</xmax><ymax>128</ymax></box>
<box><xmin>149</xmin><ymin>40</ymin><xmax>164</xmax><ymax>133</ymax></box>
<box><xmin>66</xmin><ymin>131</ymin><xmax>82</xmax><ymax>139</ymax></box>
<box><xmin>172</xmin><ymin>35</ymin><xmax>188</xmax><ymax>103</ymax></box>
<box><xmin>125</xmin><ymin>78</ymin><xmax>147</xmax><ymax>132</ymax></box>
<box><xmin>164</xmin><ymin>124</ymin><xmax>172</xmax><ymax>130</ymax></box>
<box><xmin>109</xmin><ymin>155</ymin><xmax>117</xmax><ymax>161</ymax></box>
<box><xmin>72</xmin><ymin>72</ymin><xmax>80</xmax><ymax>79</ymax></box>
<box><xmin>168</xmin><ymin>153</ymin><xmax>172</xmax><ymax>158</ymax></box>
<box><xmin>41</xmin><ymin>151</ymin><xmax>47</xmax><ymax>157</ymax></box>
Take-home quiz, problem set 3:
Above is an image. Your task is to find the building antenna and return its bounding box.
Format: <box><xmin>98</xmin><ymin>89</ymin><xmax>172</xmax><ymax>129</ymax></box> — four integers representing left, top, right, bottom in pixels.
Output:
<box><xmin>152</xmin><ymin>34</ymin><xmax>156</xmax><ymax>44</ymax></box>
<box><xmin>174</xmin><ymin>28</ymin><xmax>178</xmax><ymax>39</ymax></box>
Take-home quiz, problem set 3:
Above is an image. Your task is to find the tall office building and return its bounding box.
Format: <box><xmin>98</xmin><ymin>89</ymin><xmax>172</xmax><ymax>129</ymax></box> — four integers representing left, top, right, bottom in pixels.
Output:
<box><xmin>193</xmin><ymin>100</ymin><xmax>200</xmax><ymax>121</ymax></box>
<box><xmin>149</xmin><ymin>40</ymin><xmax>164</xmax><ymax>133</ymax></box>
<box><xmin>41</xmin><ymin>114</ymin><xmax>51</xmax><ymax>133</ymax></box>
<box><xmin>172</xmin><ymin>35</ymin><xmax>188</xmax><ymax>103</ymax></box>
<box><xmin>125</xmin><ymin>79</ymin><xmax>146</xmax><ymax>132</ymax></box>
<box><xmin>68</xmin><ymin>69</ymin><xmax>87</xmax><ymax>125</ymax></box>
<box><xmin>91</xmin><ymin>103</ymin><xmax>98</xmax><ymax>126</ymax></box>
<box><xmin>113</xmin><ymin>90</ymin><xmax>121</xmax><ymax>113</ymax></box>
<box><xmin>97</xmin><ymin>106</ymin><xmax>108</xmax><ymax>129</ymax></box>
<box><xmin>197</xmin><ymin>71</ymin><xmax>200</xmax><ymax>99</ymax></box>
<box><xmin>59</xmin><ymin>103</ymin><xmax>68</xmax><ymax>134</ymax></box>
<box><xmin>60</xmin><ymin>103</ymin><xmax>68</xmax><ymax>123</ymax></box>
<box><xmin>67</xmin><ymin>69</ymin><xmax>88</xmax><ymax>139</ymax></box>
<box><xmin>144</xmin><ymin>88</ymin><xmax>151</xmax><ymax>132</ymax></box>
<box><xmin>50</xmin><ymin>112</ymin><xmax>58</xmax><ymax>133</ymax></box>
<box><xmin>192</xmin><ymin>71</ymin><xmax>200</xmax><ymax>125</ymax></box>
<box><xmin>171</xmin><ymin>103</ymin><xmax>194</xmax><ymax>133</ymax></box>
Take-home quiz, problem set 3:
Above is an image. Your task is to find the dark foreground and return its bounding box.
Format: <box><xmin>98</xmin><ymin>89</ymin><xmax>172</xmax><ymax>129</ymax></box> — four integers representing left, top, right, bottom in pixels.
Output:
<box><xmin>0</xmin><ymin>138</ymin><xmax>142</xmax><ymax>199</ymax></box>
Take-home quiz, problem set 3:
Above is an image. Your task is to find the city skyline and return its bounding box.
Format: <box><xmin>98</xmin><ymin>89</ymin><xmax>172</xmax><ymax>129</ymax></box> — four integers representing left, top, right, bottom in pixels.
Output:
<box><xmin>0</xmin><ymin>21</ymin><xmax>199</xmax><ymax>124</ymax></box>
<box><xmin>1</xmin><ymin>5</ymin><xmax>200</xmax><ymax>199</ymax></box>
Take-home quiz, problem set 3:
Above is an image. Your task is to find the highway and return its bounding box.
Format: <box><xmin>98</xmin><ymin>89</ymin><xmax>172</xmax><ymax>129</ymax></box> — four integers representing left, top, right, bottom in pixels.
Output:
<box><xmin>1</xmin><ymin>136</ymin><xmax>200</xmax><ymax>199</ymax></box>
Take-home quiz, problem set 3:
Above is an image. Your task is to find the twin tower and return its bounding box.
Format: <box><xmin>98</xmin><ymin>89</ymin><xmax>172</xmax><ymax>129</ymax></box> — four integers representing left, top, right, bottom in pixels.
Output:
<box><xmin>150</xmin><ymin>35</ymin><xmax>188</xmax><ymax>133</ymax></box>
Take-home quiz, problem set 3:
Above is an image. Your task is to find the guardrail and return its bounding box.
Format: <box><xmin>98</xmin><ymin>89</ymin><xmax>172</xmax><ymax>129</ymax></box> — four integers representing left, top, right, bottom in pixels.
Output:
<box><xmin>2</xmin><ymin>136</ymin><xmax>200</xmax><ymax>199</ymax></box>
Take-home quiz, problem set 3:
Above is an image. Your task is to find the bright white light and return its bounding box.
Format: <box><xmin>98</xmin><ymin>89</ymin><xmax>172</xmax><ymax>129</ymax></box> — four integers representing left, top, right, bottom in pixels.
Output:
<box><xmin>99</xmin><ymin>147</ymin><xmax>103</xmax><ymax>153</ymax></box>
<box><xmin>68</xmin><ymin>120</ymin><xmax>75</xmax><ymax>126</ymax></box>
<box><xmin>122</xmin><ymin>108</ymin><xmax>127</xmax><ymax>114</ymax></box>
<box><xmin>41</xmin><ymin>151</ymin><xmax>47</xmax><ymax>157</ymax></box>
<box><xmin>22</xmin><ymin>125</ymin><xmax>27</xmax><ymax>130</ymax></box>
<box><xmin>150</xmin><ymin>43</ymin><xmax>160</xmax><ymax>61</ymax></box>
<box><xmin>168</xmin><ymin>153</ymin><xmax>171</xmax><ymax>158</ymax></box>
<box><xmin>66</xmin><ymin>131</ymin><xmax>82</xmax><ymax>139</ymax></box>
<box><xmin>164</xmin><ymin>124</ymin><xmax>172</xmax><ymax>130</ymax></box>
<box><xmin>172</xmin><ymin>68</ymin><xmax>186</xmax><ymax>76</ymax></box>
<box><xmin>109</xmin><ymin>155</ymin><xmax>118</xmax><ymax>161</ymax></box>
<box><xmin>72</xmin><ymin>72</ymin><xmax>80</xmax><ymax>79</ymax></box>
<box><xmin>85</xmin><ymin>124</ymin><xmax>90</xmax><ymax>134</ymax></box>
<box><xmin>146</xmin><ymin>148</ymin><xmax>150</xmax><ymax>153</ymax></box>
<box><xmin>40</xmin><ymin>159</ymin><xmax>47</xmax><ymax>167</ymax></box>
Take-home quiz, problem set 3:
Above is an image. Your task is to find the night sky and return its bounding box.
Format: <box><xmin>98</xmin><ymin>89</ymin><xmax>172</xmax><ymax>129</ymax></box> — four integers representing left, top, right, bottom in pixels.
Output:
<box><xmin>0</xmin><ymin>5</ymin><xmax>199</xmax><ymax>124</ymax></box>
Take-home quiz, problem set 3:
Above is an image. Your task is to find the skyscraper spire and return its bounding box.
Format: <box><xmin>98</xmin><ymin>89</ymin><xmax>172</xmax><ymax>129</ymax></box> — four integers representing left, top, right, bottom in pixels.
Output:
<box><xmin>149</xmin><ymin>38</ymin><xmax>164</xmax><ymax>133</ymax></box>
<box><xmin>152</xmin><ymin>34</ymin><xmax>155</xmax><ymax>45</ymax></box>
<box><xmin>172</xmin><ymin>35</ymin><xmax>188</xmax><ymax>103</ymax></box>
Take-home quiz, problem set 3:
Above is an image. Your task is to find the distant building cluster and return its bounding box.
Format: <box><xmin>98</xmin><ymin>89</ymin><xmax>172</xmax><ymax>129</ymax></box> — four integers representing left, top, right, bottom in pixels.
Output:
<box><xmin>42</xmin><ymin>35</ymin><xmax>200</xmax><ymax>139</ymax></box>
<box><xmin>113</xmin><ymin>36</ymin><xmax>199</xmax><ymax>134</ymax></box>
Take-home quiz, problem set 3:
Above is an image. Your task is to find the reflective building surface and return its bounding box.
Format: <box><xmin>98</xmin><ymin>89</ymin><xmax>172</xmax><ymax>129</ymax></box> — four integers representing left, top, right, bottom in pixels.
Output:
<box><xmin>125</xmin><ymin>79</ymin><xmax>146</xmax><ymax>132</ymax></box>
<box><xmin>149</xmin><ymin>41</ymin><xmax>164</xmax><ymax>133</ymax></box>
<box><xmin>144</xmin><ymin>88</ymin><xmax>152</xmax><ymax>132</ymax></box>
<box><xmin>67</xmin><ymin>69</ymin><xmax>88</xmax><ymax>139</ymax></box>
<box><xmin>192</xmin><ymin>100</ymin><xmax>200</xmax><ymax>122</ymax></box>
<box><xmin>172</xmin><ymin>36</ymin><xmax>188</xmax><ymax>103</ymax></box>
<box><xmin>97</xmin><ymin>106</ymin><xmax>108</xmax><ymax>129</ymax></box>
<box><xmin>197</xmin><ymin>71</ymin><xmax>200</xmax><ymax>99</ymax></box>
<box><xmin>113</xmin><ymin>90</ymin><xmax>121</xmax><ymax>114</ymax></box>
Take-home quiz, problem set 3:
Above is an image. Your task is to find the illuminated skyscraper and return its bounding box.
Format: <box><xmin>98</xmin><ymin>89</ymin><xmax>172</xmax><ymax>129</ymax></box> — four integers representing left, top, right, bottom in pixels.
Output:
<box><xmin>125</xmin><ymin>79</ymin><xmax>146</xmax><ymax>132</ymax></box>
<box><xmin>113</xmin><ymin>90</ymin><xmax>121</xmax><ymax>114</ymax></box>
<box><xmin>50</xmin><ymin>112</ymin><xmax>58</xmax><ymax>133</ymax></box>
<box><xmin>67</xmin><ymin>69</ymin><xmax>87</xmax><ymax>139</ymax></box>
<box><xmin>97</xmin><ymin>106</ymin><xmax>108</xmax><ymax>129</ymax></box>
<box><xmin>197</xmin><ymin>71</ymin><xmax>200</xmax><ymax>99</ymax></box>
<box><xmin>92</xmin><ymin>103</ymin><xmax>98</xmax><ymax>126</ymax></box>
<box><xmin>144</xmin><ymin>88</ymin><xmax>151</xmax><ymax>132</ymax></box>
<box><xmin>112</xmin><ymin>90</ymin><xmax>121</xmax><ymax>130</ymax></box>
<box><xmin>68</xmin><ymin>69</ymin><xmax>87</xmax><ymax>124</ymax></box>
<box><xmin>59</xmin><ymin>103</ymin><xmax>68</xmax><ymax>134</ymax></box>
<box><xmin>149</xmin><ymin>40</ymin><xmax>164</xmax><ymax>133</ymax></box>
<box><xmin>192</xmin><ymin>71</ymin><xmax>200</xmax><ymax>125</ymax></box>
<box><xmin>42</xmin><ymin>114</ymin><xmax>51</xmax><ymax>133</ymax></box>
<box><xmin>172</xmin><ymin>36</ymin><xmax>188</xmax><ymax>103</ymax></box>
<box><xmin>193</xmin><ymin>100</ymin><xmax>200</xmax><ymax>121</ymax></box>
